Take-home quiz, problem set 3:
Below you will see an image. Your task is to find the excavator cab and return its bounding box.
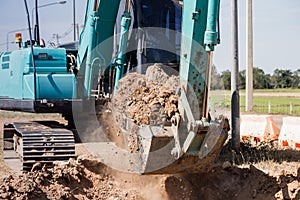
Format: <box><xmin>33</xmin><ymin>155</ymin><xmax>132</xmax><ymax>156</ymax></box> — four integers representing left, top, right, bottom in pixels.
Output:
<box><xmin>127</xmin><ymin>0</ymin><xmax>182</xmax><ymax>66</ymax></box>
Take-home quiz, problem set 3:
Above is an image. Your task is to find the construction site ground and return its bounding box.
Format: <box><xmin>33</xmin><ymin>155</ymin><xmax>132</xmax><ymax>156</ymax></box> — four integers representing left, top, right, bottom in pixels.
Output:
<box><xmin>0</xmin><ymin>111</ymin><xmax>300</xmax><ymax>200</ymax></box>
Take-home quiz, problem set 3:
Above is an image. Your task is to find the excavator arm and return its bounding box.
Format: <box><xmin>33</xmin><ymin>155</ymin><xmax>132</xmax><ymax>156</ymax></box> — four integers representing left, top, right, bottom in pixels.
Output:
<box><xmin>76</xmin><ymin>0</ymin><xmax>121</xmax><ymax>98</ymax></box>
<box><xmin>75</xmin><ymin>0</ymin><xmax>228</xmax><ymax>174</ymax></box>
<box><xmin>1</xmin><ymin>0</ymin><xmax>227</xmax><ymax>174</ymax></box>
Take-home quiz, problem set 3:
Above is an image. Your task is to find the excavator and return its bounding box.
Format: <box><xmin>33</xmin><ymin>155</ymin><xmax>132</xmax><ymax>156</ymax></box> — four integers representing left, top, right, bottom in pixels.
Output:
<box><xmin>0</xmin><ymin>0</ymin><xmax>229</xmax><ymax>174</ymax></box>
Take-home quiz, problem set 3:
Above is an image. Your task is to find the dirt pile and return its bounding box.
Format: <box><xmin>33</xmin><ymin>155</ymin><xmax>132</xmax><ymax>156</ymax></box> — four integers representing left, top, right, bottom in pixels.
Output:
<box><xmin>1</xmin><ymin>154</ymin><xmax>300</xmax><ymax>200</ymax></box>
<box><xmin>127</xmin><ymin>83</ymin><xmax>178</xmax><ymax>125</ymax></box>
<box><xmin>165</xmin><ymin>164</ymin><xmax>300</xmax><ymax>200</ymax></box>
<box><xmin>112</xmin><ymin>64</ymin><xmax>179</xmax><ymax>125</ymax></box>
<box><xmin>0</xmin><ymin>157</ymin><xmax>141</xmax><ymax>200</ymax></box>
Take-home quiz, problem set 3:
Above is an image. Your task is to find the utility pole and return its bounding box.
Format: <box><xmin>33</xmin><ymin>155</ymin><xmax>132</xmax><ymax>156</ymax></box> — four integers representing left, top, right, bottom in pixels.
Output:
<box><xmin>246</xmin><ymin>0</ymin><xmax>253</xmax><ymax>111</ymax></box>
<box><xmin>76</xmin><ymin>24</ymin><xmax>80</xmax><ymax>41</ymax></box>
<box><xmin>73</xmin><ymin>0</ymin><xmax>76</xmax><ymax>41</ymax></box>
<box><xmin>231</xmin><ymin>0</ymin><xmax>240</xmax><ymax>151</ymax></box>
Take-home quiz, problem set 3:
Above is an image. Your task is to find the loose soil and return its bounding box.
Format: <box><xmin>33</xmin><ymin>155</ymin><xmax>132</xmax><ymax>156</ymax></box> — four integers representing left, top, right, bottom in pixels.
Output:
<box><xmin>111</xmin><ymin>64</ymin><xmax>180</xmax><ymax>154</ymax></box>
<box><xmin>1</xmin><ymin>112</ymin><xmax>300</xmax><ymax>199</ymax></box>
<box><xmin>112</xmin><ymin>63</ymin><xmax>179</xmax><ymax>125</ymax></box>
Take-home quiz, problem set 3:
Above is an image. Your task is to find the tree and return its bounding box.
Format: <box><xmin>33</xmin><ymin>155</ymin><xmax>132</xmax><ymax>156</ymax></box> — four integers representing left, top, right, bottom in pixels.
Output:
<box><xmin>239</xmin><ymin>70</ymin><xmax>246</xmax><ymax>89</ymax></box>
<box><xmin>292</xmin><ymin>69</ymin><xmax>300</xmax><ymax>88</ymax></box>
<box><xmin>272</xmin><ymin>69</ymin><xmax>293</xmax><ymax>88</ymax></box>
<box><xmin>264</xmin><ymin>74</ymin><xmax>273</xmax><ymax>89</ymax></box>
<box><xmin>221</xmin><ymin>70</ymin><xmax>231</xmax><ymax>90</ymax></box>
<box><xmin>210</xmin><ymin>65</ymin><xmax>223</xmax><ymax>90</ymax></box>
<box><xmin>218</xmin><ymin>67</ymin><xmax>298</xmax><ymax>90</ymax></box>
<box><xmin>253</xmin><ymin>67</ymin><xmax>267</xmax><ymax>89</ymax></box>
<box><xmin>239</xmin><ymin>67</ymin><xmax>268</xmax><ymax>89</ymax></box>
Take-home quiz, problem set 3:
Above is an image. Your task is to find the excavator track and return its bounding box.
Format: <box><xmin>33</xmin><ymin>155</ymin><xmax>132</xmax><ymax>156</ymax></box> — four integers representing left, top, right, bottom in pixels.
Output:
<box><xmin>3</xmin><ymin>121</ymin><xmax>75</xmax><ymax>172</ymax></box>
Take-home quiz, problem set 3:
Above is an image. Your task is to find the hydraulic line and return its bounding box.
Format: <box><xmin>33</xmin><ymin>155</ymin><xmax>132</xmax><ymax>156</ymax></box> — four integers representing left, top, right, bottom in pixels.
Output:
<box><xmin>113</xmin><ymin>0</ymin><xmax>132</xmax><ymax>93</ymax></box>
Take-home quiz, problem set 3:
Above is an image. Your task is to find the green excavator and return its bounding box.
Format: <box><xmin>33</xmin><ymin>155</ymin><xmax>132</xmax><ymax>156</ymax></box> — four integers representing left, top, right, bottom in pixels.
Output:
<box><xmin>0</xmin><ymin>0</ymin><xmax>228</xmax><ymax>174</ymax></box>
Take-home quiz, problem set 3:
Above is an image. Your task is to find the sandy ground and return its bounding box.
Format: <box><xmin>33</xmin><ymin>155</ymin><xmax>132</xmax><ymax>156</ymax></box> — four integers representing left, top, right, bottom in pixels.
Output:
<box><xmin>0</xmin><ymin>111</ymin><xmax>300</xmax><ymax>200</ymax></box>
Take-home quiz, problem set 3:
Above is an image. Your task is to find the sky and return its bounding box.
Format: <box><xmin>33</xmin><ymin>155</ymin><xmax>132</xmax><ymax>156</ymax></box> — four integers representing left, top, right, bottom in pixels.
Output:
<box><xmin>0</xmin><ymin>0</ymin><xmax>86</xmax><ymax>49</ymax></box>
<box><xmin>215</xmin><ymin>0</ymin><xmax>300</xmax><ymax>74</ymax></box>
<box><xmin>0</xmin><ymin>0</ymin><xmax>300</xmax><ymax>74</ymax></box>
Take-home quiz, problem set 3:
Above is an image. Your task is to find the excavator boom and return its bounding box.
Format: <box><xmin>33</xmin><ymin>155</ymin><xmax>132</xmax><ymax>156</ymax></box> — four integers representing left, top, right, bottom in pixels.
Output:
<box><xmin>74</xmin><ymin>0</ymin><xmax>228</xmax><ymax>174</ymax></box>
<box><xmin>1</xmin><ymin>0</ymin><xmax>228</xmax><ymax>174</ymax></box>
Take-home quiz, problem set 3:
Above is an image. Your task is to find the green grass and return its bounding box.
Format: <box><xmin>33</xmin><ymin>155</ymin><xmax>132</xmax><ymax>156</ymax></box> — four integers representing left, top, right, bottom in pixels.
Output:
<box><xmin>240</xmin><ymin>97</ymin><xmax>300</xmax><ymax>115</ymax></box>
<box><xmin>210</xmin><ymin>89</ymin><xmax>300</xmax><ymax>115</ymax></box>
<box><xmin>238</xmin><ymin>89</ymin><xmax>300</xmax><ymax>96</ymax></box>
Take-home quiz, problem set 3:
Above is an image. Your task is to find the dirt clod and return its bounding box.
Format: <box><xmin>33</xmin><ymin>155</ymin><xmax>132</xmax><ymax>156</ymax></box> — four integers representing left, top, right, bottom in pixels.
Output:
<box><xmin>113</xmin><ymin>64</ymin><xmax>179</xmax><ymax>125</ymax></box>
<box><xmin>222</xmin><ymin>161</ymin><xmax>232</xmax><ymax>170</ymax></box>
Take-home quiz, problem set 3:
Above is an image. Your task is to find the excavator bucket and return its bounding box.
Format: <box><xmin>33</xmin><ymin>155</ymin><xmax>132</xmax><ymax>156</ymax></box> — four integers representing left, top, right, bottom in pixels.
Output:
<box><xmin>73</xmin><ymin>92</ymin><xmax>229</xmax><ymax>174</ymax></box>
<box><xmin>114</xmin><ymin>114</ymin><xmax>229</xmax><ymax>174</ymax></box>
